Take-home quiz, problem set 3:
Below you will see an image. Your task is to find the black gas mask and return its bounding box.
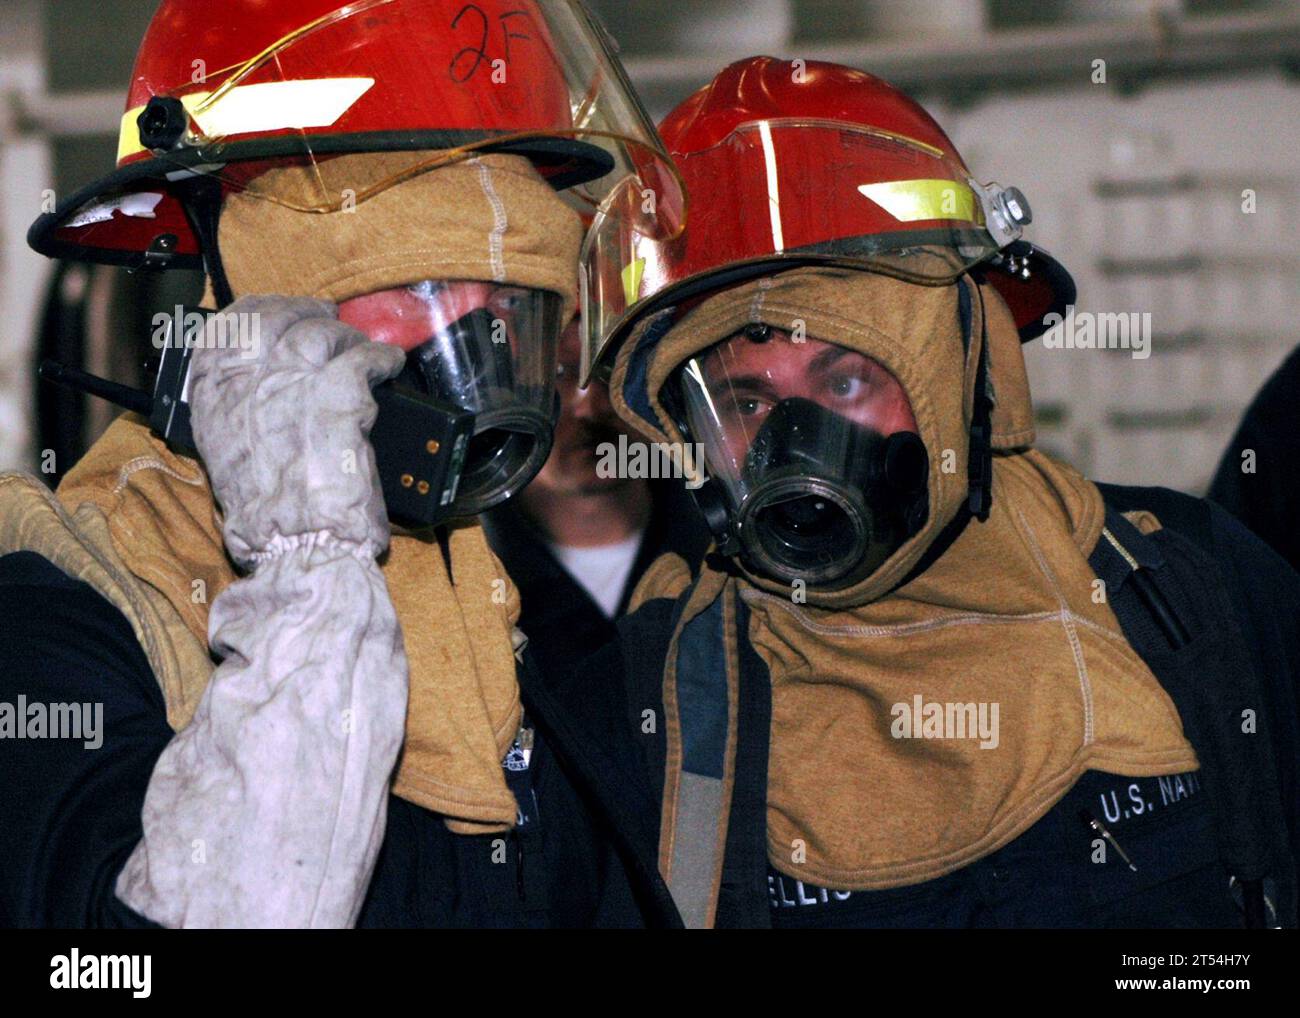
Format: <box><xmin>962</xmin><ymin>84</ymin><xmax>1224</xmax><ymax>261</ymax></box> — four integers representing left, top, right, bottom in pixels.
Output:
<box><xmin>736</xmin><ymin>397</ymin><xmax>928</xmax><ymax>587</ymax></box>
<box><xmin>395</xmin><ymin>296</ymin><xmax>561</xmax><ymax>517</ymax></box>
<box><xmin>674</xmin><ymin>331</ymin><xmax>930</xmax><ymax>590</ymax></box>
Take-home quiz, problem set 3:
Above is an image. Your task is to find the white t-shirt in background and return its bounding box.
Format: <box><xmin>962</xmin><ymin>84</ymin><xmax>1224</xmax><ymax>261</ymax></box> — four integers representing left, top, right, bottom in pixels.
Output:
<box><xmin>550</xmin><ymin>531</ymin><xmax>644</xmax><ymax>619</ymax></box>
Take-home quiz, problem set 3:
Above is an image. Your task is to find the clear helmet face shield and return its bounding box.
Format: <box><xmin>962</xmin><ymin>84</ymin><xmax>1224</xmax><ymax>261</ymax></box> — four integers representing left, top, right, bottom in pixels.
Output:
<box><xmin>339</xmin><ymin>279</ymin><xmax>562</xmax><ymax>517</ymax></box>
<box><xmin>676</xmin><ymin>325</ymin><xmax>930</xmax><ymax>589</ymax></box>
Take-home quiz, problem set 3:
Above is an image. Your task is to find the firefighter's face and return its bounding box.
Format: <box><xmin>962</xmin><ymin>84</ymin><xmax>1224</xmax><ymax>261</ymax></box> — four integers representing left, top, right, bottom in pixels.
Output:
<box><xmin>338</xmin><ymin>280</ymin><xmax>533</xmax><ymax>353</ymax></box>
<box><xmin>695</xmin><ymin>327</ymin><xmax>917</xmax><ymax>472</ymax></box>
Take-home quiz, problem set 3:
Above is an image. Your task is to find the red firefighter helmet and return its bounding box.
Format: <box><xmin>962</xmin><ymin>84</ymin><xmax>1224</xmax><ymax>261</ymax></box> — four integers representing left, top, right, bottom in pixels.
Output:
<box><xmin>582</xmin><ymin>56</ymin><xmax>1074</xmax><ymax>382</ymax></box>
<box><xmin>29</xmin><ymin>0</ymin><xmax>683</xmax><ymax>280</ymax></box>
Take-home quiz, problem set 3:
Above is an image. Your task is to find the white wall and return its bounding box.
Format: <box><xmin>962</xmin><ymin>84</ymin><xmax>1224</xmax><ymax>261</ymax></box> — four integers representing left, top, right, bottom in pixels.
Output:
<box><xmin>937</xmin><ymin>72</ymin><xmax>1298</xmax><ymax>492</ymax></box>
<box><xmin>0</xmin><ymin>0</ymin><xmax>53</xmax><ymax>472</ymax></box>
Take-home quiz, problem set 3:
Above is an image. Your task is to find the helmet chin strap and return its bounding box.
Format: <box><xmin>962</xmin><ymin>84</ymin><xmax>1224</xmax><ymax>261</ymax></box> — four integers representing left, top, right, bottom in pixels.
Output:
<box><xmin>174</xmin><ymin>174</ymin><xmax>236</xmax><ymax>310</ymax></box>
<box><xmin>964</xmin><ymin>275</ymin><xmax>995</xmax><ymax>522</ymax></box>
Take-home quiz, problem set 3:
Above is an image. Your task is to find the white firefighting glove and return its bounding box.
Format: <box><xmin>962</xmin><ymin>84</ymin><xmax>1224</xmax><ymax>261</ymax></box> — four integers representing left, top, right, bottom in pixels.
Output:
<box><xmin>115</xmin><ymin>296</ymin><xmax>409</xmax><ymax>928</ymax></box>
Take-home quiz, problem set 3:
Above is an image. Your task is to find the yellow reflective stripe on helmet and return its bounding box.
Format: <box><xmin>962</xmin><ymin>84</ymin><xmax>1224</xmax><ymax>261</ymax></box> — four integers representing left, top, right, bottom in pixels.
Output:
<box><xmin>622</xmin><ymin>257</ymin><xmax>646</xmax><ymax>309</ymax></box>
<box><xmin>117</xmin><ymin>78</ymin><xmax>376</xmax><ymax>164</ymax></box>
<box><xmin>857</xmin><ymin>179</ymin><xmax>978</xmax><ymax>223</ymax></box>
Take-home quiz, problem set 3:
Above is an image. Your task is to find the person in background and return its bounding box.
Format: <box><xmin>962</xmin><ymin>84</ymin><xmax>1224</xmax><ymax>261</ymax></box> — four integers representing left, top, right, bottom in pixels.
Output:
<box><xmin>485</xmin><ymin>317</ymin><xmax>709</xmax><ymax>685</ymax></box>
<box><xmin>1209</xmin><ymin>344</ymin><xmax>1300</xmax><ymax>574</ymax></box>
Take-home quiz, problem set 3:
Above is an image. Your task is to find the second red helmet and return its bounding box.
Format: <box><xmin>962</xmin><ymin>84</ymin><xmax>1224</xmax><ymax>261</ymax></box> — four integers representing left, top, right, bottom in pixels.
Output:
<box><xmin>583</xmin><ymin>56</ymin><xmax>1075</xmax><ymax>382</ymax></box>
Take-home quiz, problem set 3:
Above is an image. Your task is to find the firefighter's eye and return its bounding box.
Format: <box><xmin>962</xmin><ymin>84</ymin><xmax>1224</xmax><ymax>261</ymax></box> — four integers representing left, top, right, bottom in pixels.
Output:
<box><xmin>829</xmin><ymin>375</ymin><xmax>865</xmax><ymax>399</ymax></box>
<box><xmin>491</xmin><ymin>289</ymin><xmax>529</xmax><ymax>316</ymax></box>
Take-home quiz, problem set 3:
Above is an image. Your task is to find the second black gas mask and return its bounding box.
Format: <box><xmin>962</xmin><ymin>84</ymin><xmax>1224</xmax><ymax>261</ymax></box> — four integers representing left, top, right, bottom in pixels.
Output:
<box><xmin>736</xmin><ymin>397</ymin><xmax>928</xmax><ymax>587</ymax></box>
<box><xmin>674</xmin><ymin>326</ymin><xmax>930</xmax><ymax>590</ymax></box>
